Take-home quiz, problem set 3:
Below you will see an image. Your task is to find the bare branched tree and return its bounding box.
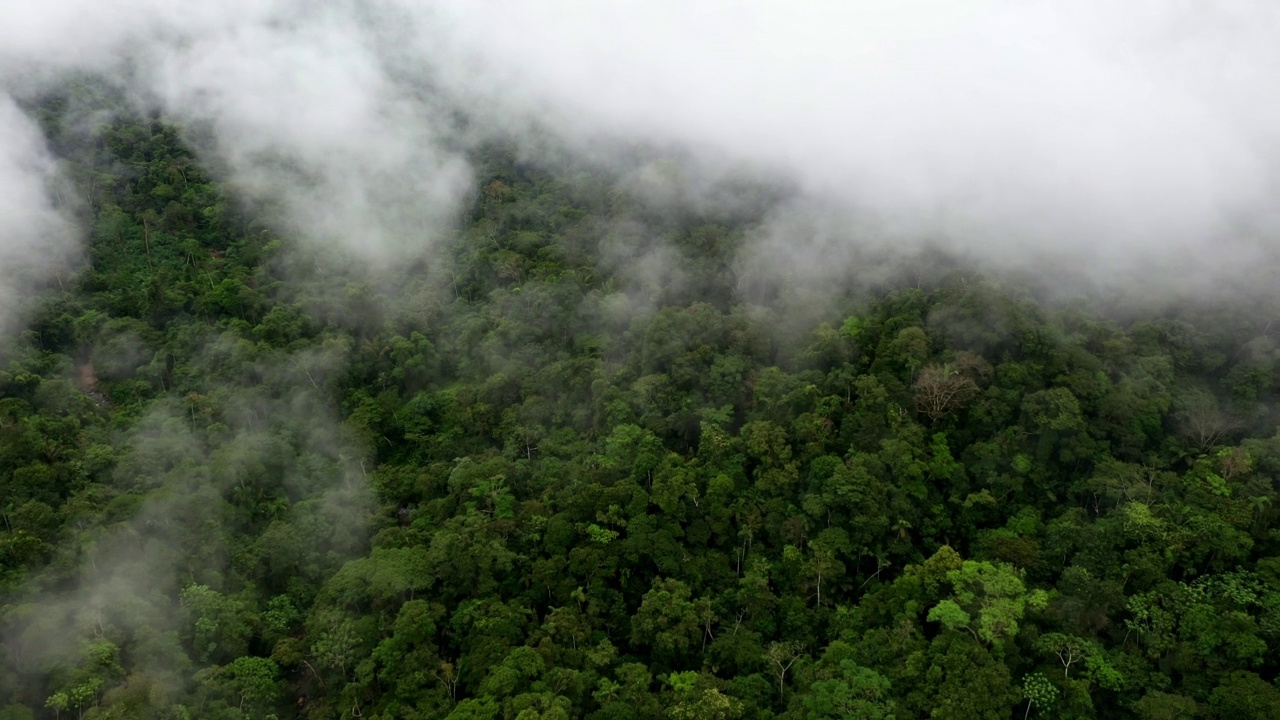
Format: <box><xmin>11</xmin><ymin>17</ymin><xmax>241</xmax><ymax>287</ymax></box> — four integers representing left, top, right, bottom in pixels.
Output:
<box><xmin>765</xmin><ymin>641</ymin><xmax>805</xmax><ymax>698</ymax></box>
<box><xmin>914</xmin><ymin>362</ymin><xmax>980</xmax><ymax>422</ymax></box>
<box><xmin>1178</xmin><ymin>391</ymin><xmax>1242</xmax><ymax>452</ymax></box>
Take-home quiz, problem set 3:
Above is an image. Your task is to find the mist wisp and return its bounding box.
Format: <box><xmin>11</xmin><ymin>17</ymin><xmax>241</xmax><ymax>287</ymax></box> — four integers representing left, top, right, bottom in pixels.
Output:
<box><xmin>0</xmin><ymin>1</ymin><xmax>1276</xmax><ymax>299</ymax></box>
<box><xmin>0</xmin><ymin>94</ymin><xmax>78</xmax><ymax>350</ymax></box>
<box><xmin>423</xmin><ymin>0</ymin><xmax>1280</xmax><ymax>293</ymax></box>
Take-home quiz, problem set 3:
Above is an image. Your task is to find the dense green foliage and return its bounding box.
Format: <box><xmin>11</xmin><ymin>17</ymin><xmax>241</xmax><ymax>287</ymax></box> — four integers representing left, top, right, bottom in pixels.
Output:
<box><xmin>3</xmin><ymin>89</ymin><xmax>1280</xmax><ymax>719</ymax></box>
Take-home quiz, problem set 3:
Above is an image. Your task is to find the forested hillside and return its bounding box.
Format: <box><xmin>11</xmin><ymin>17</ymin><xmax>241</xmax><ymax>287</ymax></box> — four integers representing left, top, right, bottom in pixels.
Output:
<box><xmin>2</xmin><ymin>88</ymin><xmax>1280</xmax><ymax>720</ymax></box>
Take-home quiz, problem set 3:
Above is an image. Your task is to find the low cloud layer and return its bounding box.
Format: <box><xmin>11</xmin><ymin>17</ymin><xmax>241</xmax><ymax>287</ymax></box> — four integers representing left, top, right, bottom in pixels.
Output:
<box><xmin>2</xmin><ymin>0</ymin><xmax>1279</xmax><ymax>314</ymax></box>
<box><xmin>3</xmin><ymin>0</ymin><xmax>476</xmax><ymax>276</ymax></box>
<box><xmin>424</xmin><ymin>0</ymin><xmax>1280</xmax><ymax>284</ymax></box>
<box><xmin>0</xmin><ymin>94</ymin><xmax>78</xmax><ymax>347</ymax></box>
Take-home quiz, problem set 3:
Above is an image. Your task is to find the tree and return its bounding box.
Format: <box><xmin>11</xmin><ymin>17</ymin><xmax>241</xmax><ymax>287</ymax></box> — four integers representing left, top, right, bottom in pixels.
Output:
<box><xmin>1020</xmin><ymin>673</ymin><xmax>1058</xmax><ymax>718</ymax></box>
<box><xmin>764</xmin><ymin>641</ymin><xmax>805</xmax><ymax>700</ymax></box>
<box><xmin>906</xmin><ymin>633</ymin><xmax>1020</xmax><ymax>720</ymax></box>
<box><xmin>178</xmin><ymin>585</ymin><xmax>254</xmax><ymax>664</ymax></box>
<box><xmin>913</xmin><ymin>363</ymin><xmax>979</xmax><ymax>422</ymax></box>
<box><xmin>1207</xmin><ymin>671</ymin><xmax>1280</xmax><ymax>719</ymax></box>
<box><xmin>804</xmin><ymin>528</ymin><xmax>850</xmax><ymax>607</ymax></box>
<box><xmin>1176</xmin><ymin>390</ymin><xmax>1241</xmax><ymax>453</ymax></box>
<box><xmin>664</xmin><ymin>673</ymin><xmax>744</xmax><ymax>720</ymax></box>
<box><xmin>1132</xmin><ymin>692</ymin><xmax>1199</xmax><ymax>720</ymax></box>
<box><xmin>219</xmin><ymin>656</ymin><xmax>283</xmax><ymax>713</ymax></box>
<box><xmin>632</xmin><ymin>578</ymin><xmax>711</xmax><ymax>663</ymax></box>
<box><xmin>926</xmin><ymin>558</ymin><xmax>1047</xmax><ymax>644</ymax></box>
<box><xmin>799</xmin><ymin>660</ymin><xmax>895</xmax><ymax>720</ymax></box>
<box><xmin>1034</xmin><ymin>633</ymin><xmax>1088</xmax><ymax>678</ymax></box>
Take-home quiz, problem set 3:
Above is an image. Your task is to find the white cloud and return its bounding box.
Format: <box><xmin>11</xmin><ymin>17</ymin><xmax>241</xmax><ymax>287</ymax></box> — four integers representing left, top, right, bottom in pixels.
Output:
<box><xmin>0</xmin><ymin>94</ymin><xmax>77</xmax><ymax>346</ymax></box>
<box><xmin>2</xmin><ymin>0</ymin><xmax>1278</xmax><ymax>304</ymax></box>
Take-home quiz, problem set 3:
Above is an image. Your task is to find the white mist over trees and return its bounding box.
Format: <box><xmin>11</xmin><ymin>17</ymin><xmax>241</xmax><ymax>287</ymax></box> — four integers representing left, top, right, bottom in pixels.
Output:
<box><xmin>423</xmin><ymin>0</ymin><xmax>1280</xmax><ymax>286</ymax></box>
<box><xmin>0</xmin><ymin>96</ymin><xmax>78</xmax><ymax>348</ymax></box>
<box><xmin>2</xmin><ymin>0</ymin><xmax>1279</xmax><ymax>295</ymax></box>
<box><xmin>3</xmin><ymin>3</ymin><xmax>1280</xmax><ymax>719</ymax></box>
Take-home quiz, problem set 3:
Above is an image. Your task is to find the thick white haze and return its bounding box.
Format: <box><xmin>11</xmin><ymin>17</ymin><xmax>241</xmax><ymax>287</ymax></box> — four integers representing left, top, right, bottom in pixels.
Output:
<box><xmin>0</xmin><ymin>94</ymin><xmax>77</xmax><ymax>339</ymax></box>
<box><xmin>422</xmin><ymin>0</ymin><xmax>1280</xmax><ymax>285</ymax></box>
<box><xmin>1</xmin><ymin>0</ymin><xmax>1279</xmax><ymax>328</ymax></box>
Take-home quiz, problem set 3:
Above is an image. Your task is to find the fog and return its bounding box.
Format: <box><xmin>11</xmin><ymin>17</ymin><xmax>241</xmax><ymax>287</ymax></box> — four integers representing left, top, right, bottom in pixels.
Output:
<box><xmin>2</xmin><ymin>0</ymin><xmax>1277</xmax><ymax>301</ymax></box>
<box><xmin>422</xmin><ymin>0</ymin><xmax>1280</xmax><ymax>288</ymax></box>
<box><xmin>0</xmin><ymin>95</ymin><xmax>77</xmax><ymax>346</ymax></box>
<box><xmin>2</xmin><ymin>0</ymin><xmax>1279</xmax><ymax>707</ymax></box>
<box><xmin>4</xmin><ymin>337</ymin><xmax>371</xmax><ymax>698</ymax></box>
